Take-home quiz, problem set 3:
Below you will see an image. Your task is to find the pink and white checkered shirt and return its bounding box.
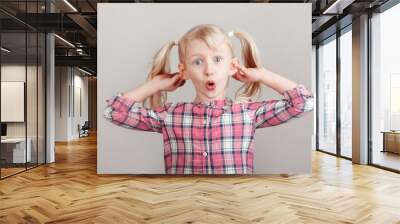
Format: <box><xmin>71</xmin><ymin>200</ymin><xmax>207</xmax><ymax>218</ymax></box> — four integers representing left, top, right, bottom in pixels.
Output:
<box><xmin>104</xmin><ymin>84</ymin><xmax>314</xmax><ymax>174</ymax></box>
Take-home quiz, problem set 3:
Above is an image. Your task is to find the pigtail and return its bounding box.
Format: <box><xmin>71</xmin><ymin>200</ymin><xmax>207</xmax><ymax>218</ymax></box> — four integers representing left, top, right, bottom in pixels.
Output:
<box><xmin>143</xmin><ymin>41</ymin><xmax>176</xmax><ymax>109</ymax></box>
<box><xmin>231</xmin><ymin>31</ymin><xmax>263</xmax><ymax>102</ymax></box>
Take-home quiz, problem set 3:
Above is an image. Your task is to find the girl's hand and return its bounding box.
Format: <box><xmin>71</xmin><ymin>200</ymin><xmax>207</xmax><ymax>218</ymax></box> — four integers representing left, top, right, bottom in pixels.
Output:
<box><xmin>232</xmin><ymin>61</ymin><xmax>266</xmax><ymax>83</ymax></box>
<box><xmin>151</xmin><ymin>72</ymin><xmax>186</xmax><ymax>92</ymax></box>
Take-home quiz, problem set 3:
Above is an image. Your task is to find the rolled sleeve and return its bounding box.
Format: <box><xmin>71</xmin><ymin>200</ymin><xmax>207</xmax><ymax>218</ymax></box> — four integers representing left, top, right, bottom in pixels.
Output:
<box><xmin>104</xmin><ymin>94</ymin><xmax>170</xmax><ymax>133</ymax></box>
<box><xmin>247</xmin><ymin>84</ymin><xmax>314</xmax><ymax>129</ymax></box>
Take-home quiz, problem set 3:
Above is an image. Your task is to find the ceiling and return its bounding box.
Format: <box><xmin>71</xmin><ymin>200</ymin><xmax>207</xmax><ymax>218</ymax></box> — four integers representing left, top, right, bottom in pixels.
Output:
<box><xmin>0</xmin><ymin>0</ymin><xmax>391</xmax><ymax>75</ymax></box>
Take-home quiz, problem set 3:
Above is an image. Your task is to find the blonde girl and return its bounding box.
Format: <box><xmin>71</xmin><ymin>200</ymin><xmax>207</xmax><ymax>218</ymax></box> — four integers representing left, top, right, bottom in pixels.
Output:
<box><xmin>104</xmin><ymin>24</ymin><xmax>314</xmax><ymax>174</ymax></box>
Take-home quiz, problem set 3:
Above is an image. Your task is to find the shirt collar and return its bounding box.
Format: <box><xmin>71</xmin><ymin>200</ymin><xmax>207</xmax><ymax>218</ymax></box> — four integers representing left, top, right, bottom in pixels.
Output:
<box><xmin>192</xmin><ymin>97</ymin><xmax>233</xmax><ymax>108</ymax></box>
<box><xmin>193</xmin><ymin>97</ymin><xmax>233</xmax><ymax>117</ymax></box>
<box><xmin>176</xmin><ymin>97</ymin><xmax>234</xmax><ymax>117</ymax></box>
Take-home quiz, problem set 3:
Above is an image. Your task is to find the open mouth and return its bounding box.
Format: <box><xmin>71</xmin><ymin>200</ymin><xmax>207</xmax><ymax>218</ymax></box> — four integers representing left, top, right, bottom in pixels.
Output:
<box><xmin>206</xmin><ymin>81</ymin><xmax>216</xmax><ymax>91</ymax></box>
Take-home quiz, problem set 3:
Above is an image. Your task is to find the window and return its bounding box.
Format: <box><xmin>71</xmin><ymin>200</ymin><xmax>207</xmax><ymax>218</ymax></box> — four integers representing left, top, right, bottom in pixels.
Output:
<box><xmin>317</xmin><ymin>36</ymin><xmax>337</xmax><ymax>154</ymax></box>
<box><xmin>371</xmin><ymin>2</ymin><xmax>400</xmax><ymax>171</ymax></box>
<box><xmin>340</xmin><ymin>27</ymin><xmax>352</xmax><ymax>158</ymax></box>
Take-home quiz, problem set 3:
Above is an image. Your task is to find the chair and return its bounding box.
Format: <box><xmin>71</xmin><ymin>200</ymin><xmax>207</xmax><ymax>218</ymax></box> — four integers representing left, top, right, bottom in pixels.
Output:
<box><xmin>79</xmin><ymin>121</ymin><xmax>90</xmax><ymax>138</ymax></box>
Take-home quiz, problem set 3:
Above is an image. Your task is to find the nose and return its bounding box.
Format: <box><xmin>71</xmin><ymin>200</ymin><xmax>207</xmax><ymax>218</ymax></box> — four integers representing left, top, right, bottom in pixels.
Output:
<box><xmin>204</xmin><ymin>59</ymin><xmax>215</xmax><ymax>76</ymax></box>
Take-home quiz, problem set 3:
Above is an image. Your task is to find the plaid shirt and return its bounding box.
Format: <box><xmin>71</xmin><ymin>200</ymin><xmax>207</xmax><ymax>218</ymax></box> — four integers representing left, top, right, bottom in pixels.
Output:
<box><xmin>104</xmin><ymin>84</ymin><xmax>314</xmax><ymax>174</ymax></box>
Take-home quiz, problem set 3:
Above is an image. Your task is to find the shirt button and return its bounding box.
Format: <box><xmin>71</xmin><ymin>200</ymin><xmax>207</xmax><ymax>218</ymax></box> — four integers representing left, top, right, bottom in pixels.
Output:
<box><xmin>203</xmin><ymin>151</ymin><xmax>208</xmax><ymax>157</ymax></box>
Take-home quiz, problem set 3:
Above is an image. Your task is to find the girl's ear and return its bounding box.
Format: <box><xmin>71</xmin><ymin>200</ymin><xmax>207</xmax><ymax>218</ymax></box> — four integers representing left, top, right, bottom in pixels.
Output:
<box><xmin>228</xmin><ymin>58</ymin><xmax>239</xmax><ymax>76</ymax></box>
<box><xmin>178</xmin><ymin>63</ymin><xmax>189</xmax><ymax>80</ymax></box>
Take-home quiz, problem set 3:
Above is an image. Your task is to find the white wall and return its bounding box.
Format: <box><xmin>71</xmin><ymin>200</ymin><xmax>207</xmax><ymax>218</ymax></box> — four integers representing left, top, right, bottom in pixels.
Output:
<box><xmin>72</xmin><ymin>72</ymin><xmax>89</xmax><ymax>138</ymax></box>
<box><xmin>55</xmin><ymin>67</ymin><xmax>68</xmax><ymax>141</ymax></box>
<box><xmin>1</xmin><ymin>65</ymin><xmax>40</xmax><ymax>138</ymax></box>
<box><xmin>312</xmin><ymin>45</ymin><xmax>317</xmax><ymax>151</ymax></box>
<box><xmin>1</xmin><ymin>66</ymin><xmax>26</xmax><ymax>133</ymax></box>
<box><xmin>55</xmin><ymin>67</ymin><xmax>89</xmax><ymax>141</ymax></box>
<box><xmin>98</xmin><ymin>3</ymin><xmax>313</xmax><ymax>174</ymax></box>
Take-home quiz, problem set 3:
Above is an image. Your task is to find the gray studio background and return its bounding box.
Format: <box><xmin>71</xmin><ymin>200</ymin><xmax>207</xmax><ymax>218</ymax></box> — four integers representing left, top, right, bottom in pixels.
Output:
<box><xmin>97</xmin><ymin>3</ymin><xmax>313</xmax><ymax>174</ymax></box>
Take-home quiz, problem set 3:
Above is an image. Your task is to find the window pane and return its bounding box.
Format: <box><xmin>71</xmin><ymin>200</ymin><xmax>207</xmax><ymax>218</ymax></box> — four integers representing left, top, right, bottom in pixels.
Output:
<box><xmin>1</xmin><ymin>31</ymin><xmax>27</xmax><ymax>178</ymax></box>
<box><xmin>318</xmin><ymin>37</ymin><xmax>337</xmax><ymax>154</ymax></box>
<box><xmin>371</xmin><ymin>3</ymin><xmax>400</xmax><ymax>171</ymax></box>
<box><xmin>340</xmin><ymin>29</ymin><xmax>352</xmax><ymax>158</ymax></box>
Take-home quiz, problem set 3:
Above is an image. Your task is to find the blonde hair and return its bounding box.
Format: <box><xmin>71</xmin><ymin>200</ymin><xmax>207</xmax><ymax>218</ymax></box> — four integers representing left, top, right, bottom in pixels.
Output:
<box><xmin>144</xmin><ymin>24</ymin><xmax>263</xmax><ymax>109</ymax></box>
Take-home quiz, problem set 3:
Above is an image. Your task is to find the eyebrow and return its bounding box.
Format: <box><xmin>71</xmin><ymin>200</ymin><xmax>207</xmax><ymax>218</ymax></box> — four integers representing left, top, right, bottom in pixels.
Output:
<box><xmin>188</xmin><ymin>54</ymin><xmax>202</xmax><ymax>59</ymax></box>
<box><xmin>188</xmin><ymin>52</ymin><xmax>224</xmax><ymax>59</ymax></box>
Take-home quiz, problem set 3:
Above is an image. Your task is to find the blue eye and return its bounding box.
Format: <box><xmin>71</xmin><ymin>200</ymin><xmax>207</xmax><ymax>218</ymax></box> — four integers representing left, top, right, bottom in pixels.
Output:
<box><xmin>193</xmin><ymin>59</ymin><xmax>202</xmax><ymax>65</ymax></box>
<box><xmin>192</xmin><ymin>57</ymin><xmax>222</xmax><ymax>65</ymax></box>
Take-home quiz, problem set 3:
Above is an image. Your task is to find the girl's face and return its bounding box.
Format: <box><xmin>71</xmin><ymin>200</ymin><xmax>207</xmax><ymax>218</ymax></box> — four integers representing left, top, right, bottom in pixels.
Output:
<box><xmin>179</xmin><ymin>39</ymin><xmax>238</xmax><ymax>103</ymax></box>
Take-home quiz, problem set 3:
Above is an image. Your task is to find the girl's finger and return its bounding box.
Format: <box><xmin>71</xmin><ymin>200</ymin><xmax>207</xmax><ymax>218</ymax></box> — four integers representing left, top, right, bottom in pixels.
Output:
<box><xmin>172</xmin><ymin>74</ymin><xmax>181</xmax><ymax>81</ymax></box>
<box><xmin>234</xmin><ymin>62</ymin><xmax>243</xmax><ymax>69</ymax></box>
<box><xmin>237</xmin><ymin>70</ymin><xmax>246</xmax><ymax>77</ymax></box>
<box><xmin>234</xmin><ymin>63</ymin><xmax>247</xmax><ymax>75</ymax></box>
<box><xmin>238</xmin><ymin>65</ymin><xmax>248</xmax><ymax>74</ymax></box>
<box><xmin>172</xmin><ymin>76</ymin><xmax>181</xmax><ymax>85</ymax></box>
<box><xmin>233</xmin><ymin>73</ymin><xmax>244</xmax><ymax>82</ymax></box>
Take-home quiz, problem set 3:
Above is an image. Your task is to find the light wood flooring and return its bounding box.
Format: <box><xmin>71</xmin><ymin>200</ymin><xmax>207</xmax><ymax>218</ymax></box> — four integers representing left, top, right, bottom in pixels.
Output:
<box><xmin>0</xmin><ymin>134</ymin><xmax>400</xmax><ymax>223</ymax></box>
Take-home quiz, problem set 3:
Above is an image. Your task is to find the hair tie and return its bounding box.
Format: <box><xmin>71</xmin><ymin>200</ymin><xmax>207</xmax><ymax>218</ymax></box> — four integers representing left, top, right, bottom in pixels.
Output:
<box><xmin>227</xmin><ymin>31</ymin><xmax>234</xmax><ymax>37</ymax></box>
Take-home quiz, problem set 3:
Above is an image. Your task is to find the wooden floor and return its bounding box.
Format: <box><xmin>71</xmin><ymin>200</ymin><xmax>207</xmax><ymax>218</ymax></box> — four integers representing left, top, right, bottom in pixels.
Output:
<box><xmin>1</xmin><ymin>134</ymin><xmax>400</xmax><ymax>223</ymax></box>
<box><xmin>0</xmin><ymin>167</ymin><xmax>26</xmax><ymax>178</ymax></box>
